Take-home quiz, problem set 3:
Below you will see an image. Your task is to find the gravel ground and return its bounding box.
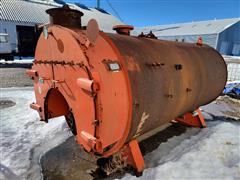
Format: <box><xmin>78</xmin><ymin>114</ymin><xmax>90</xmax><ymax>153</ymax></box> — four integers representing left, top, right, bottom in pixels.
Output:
<box><xmin>0</xmin><ymin>67</ymin><xmax>33</xmax><ymax>88</ymax></box>
<box><xmin>0</xmin><ymin>99</ymin><xmax>16</xmax><ymax>109</ymax></box>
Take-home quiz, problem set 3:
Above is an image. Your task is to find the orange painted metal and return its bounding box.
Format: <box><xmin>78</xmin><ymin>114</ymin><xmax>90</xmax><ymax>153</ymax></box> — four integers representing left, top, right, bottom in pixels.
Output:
<box><xmin>76</xmin><ymin>78</ymin><xmax>94</xmax><ymax>92</ymax></box>
<box><xmin>175</xmin><ymin>109</ymin><xmax>206</xmax><ymax>128</ymax></box>
<box><xmin>128</xmin><ymin>140</ymin><xmax>145</xmax><ymax>172</ymax></box>
<box><xmin>30</xmin><ymin>103</ymin><xmax>42</xmax><ymax>112</ymax></box>
<box><xmin>197</xmin><ymin>36</ymin><xmax>203</xmax><ymax>46</ymax></box>
<box><xmin>28</xmin><ymin>6</ymin><xmax>227</xmax><ymax>173</ymax></box>
<box><xmin>80</xmin><ymin>131</ymin><xmax>98</xmax><ymax>152</ymax></box>
<box><xmin>111</xmin><ymin>139</ymin><xmax>145</xmax><ymax>173</ymax></box>
<box><xmin>26</xmin><ymin>69</ymin><xmax>38</xmax><ymax>77</ymax></box>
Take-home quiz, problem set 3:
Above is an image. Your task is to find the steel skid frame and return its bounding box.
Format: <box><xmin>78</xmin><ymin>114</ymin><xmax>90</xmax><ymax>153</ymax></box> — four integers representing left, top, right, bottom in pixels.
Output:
<box><xmin>120</xmin><ymin>108</ymin><xmax>206</xmax><ymax>174</ymax></box>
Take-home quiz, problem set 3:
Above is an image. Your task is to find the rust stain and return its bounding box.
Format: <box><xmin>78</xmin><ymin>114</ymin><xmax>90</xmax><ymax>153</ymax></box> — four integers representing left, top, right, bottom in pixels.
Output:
<box><xmin>126</xmin><ymin>56</ymin><xmax>141</xmax><ymax>72</ymax></box>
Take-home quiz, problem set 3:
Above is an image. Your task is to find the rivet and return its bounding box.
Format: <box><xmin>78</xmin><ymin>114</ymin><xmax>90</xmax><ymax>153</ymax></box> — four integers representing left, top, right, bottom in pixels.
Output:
<box><xmin>175</xmin><ymin>64</ymin><xmax>182</xmax><ymax>70</ymax></box>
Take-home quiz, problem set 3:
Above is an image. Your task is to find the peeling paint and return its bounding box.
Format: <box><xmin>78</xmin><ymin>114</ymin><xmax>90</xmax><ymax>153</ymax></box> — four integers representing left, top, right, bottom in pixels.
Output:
<box><xmin>134</xmin><ymin>112</ymin><xmax>150</xmax><ymax>138</ymax></box>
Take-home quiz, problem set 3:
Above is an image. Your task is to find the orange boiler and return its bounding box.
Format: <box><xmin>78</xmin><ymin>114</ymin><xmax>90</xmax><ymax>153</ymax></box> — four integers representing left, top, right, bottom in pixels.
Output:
<box><xmin>27</xmin><ymin>6</ymin><xmax>227</xmax><ymax>175</ymax></box>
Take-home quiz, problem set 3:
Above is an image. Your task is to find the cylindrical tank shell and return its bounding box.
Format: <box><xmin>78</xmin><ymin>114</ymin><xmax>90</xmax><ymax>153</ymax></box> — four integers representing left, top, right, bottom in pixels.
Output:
<box><xmin>31</xmin><ymin>23</ymin><xmax>227</xmax><ymax>156</ymax></box>
<box><xmin>28</xmin><ymin>6</ymin><xmax>228</xmax><ymax>172</ymax></box>
<box><xmin>106</xmin><ymin>34</ymin><xmax>227</xmax><ymax>140</ymax></box>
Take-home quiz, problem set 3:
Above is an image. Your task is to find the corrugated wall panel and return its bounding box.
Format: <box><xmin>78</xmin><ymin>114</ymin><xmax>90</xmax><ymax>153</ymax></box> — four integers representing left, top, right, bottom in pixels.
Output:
<box><xmin>217</xmin><ymin>22</ymin><xmax>240</xmax><ymax>56</ymax></box>
<box><xmin>158</xmin><ymin>34</ymin><xmax>218</xmax><ymax>48</ymax></box>
<box><xmin>0</xmin><ymin>20</ymin><xmax>36</xmax><ymax>52</ymax></box>
<box><xmin>0</xmin><ymin>0</ymin><xmax>122</xmax><ymax>33</ymax></box>
<box><xmin>0</xmin><ymin>0</ymin><xmax>53</xmax><ymax>23</ymax></box>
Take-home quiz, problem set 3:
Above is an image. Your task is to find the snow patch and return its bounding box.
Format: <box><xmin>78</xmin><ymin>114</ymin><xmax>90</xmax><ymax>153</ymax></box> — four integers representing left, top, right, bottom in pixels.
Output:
<box><xmin>122</xmin><ymin>121</ymin><xmax>240</xmax><ymax>179</ymax></box>
<box><xmin>0</xmin><ymin>57</ymin><xmax>33</xmax><ymax>64</ymax></box>
<box><xmin>0</xmin><ymin>87</ymin><xmax>72</xmax><ymax>180</ymax></box>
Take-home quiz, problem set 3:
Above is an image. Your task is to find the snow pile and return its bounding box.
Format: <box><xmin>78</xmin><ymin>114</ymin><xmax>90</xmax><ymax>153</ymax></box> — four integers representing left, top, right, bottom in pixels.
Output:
<box><xmin>0</xmin><ymin>57</ymin><xmax>33</xmax><ymax>64</ymax></box>
<box><xmin>123</xmin><ymin>120</ymin><xmax>240</xmax><ymax>179</ymax></box>
<box><xmin>0</xmin><ymin>87</ymin><xmax>72</xmax><ymax>180</ymax></box>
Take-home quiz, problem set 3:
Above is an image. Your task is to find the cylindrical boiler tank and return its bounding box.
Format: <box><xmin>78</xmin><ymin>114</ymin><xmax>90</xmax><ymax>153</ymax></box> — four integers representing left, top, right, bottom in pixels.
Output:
<box><xmin>27</xmin><ymin>6</ymin><xmax>227</xmax><ymax>174</ymax></box>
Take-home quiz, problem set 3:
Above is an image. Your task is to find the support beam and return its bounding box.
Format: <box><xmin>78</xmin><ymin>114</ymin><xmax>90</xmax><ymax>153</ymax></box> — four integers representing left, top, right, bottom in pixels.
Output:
<box><xmin>175</xmin><ymin>108</ymin><xmax>206</xmax><ymax>128</ymax></box>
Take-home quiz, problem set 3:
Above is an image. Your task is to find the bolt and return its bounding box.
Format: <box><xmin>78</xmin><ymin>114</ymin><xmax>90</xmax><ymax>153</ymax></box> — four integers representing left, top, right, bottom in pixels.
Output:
<box><xmin>134</xmin><ymin>100</ymin><xmax>140</xmax><ymax>107</ymax></box>
<box><xmin>165</xmin><ymin>94</ymin><xmax>173</xmax><ymax>98</ymax></box>
<box><xmin>175</xmin><ymin>64</ymin><xmax>182</xmax><ymax>70</ymax></box>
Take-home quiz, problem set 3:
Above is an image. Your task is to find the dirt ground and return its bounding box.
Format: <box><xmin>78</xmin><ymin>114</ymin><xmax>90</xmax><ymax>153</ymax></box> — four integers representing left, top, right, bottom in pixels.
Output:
<box><xmin>40</xmin><ymin>123</ymin><xmax>189</xmax><ymax>180</ymax></box>
<box><xmin>0</xmin><ymin>99</ymin><xmax>16</xmax><ymax>109</ymax></box>
<box><xmin>0</xmin><ymin>66</ymin><xmax>32</xmax><ymax>88</ymax></box>
<box><xmin>0</xmin><ymin>64</ymin><xmax>32</xmax><ymax>109</ymax></box>
<box><xmin>40</xmin><ymin>137</ymin><xmax>97</xmax><ymax>180</ymax></box>
<box><xmin>216</xmin><ymin>96</ymin><xmax>240</xmax><ymax>118</ymax></box>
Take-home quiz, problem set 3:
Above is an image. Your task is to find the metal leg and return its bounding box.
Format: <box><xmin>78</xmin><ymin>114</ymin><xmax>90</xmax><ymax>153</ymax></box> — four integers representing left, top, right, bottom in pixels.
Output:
<box><xmin>98</xmin><ymin>139</ymin><xmax>145</xmax><ymax>176</ymax></box>
<box><xmin>175</xmin><ymin>108</ymin><xmax>206</xmax><ymax>128</ymax></box>
<box><xmin>128</xmin><ymin>140</ymin><xmax>145</xmax><ymax>173</ymax></box>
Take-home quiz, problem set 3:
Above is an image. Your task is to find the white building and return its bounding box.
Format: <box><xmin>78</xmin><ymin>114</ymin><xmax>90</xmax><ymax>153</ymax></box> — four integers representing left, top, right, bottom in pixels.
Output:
<box><xmin>134</xmin><ymin>18</ymin><xmax>240</xmax><ymax>56</ymax></box>
<box><xmin>0</xmin><ymin>0</ymin><xmax>122</xmax><ymax>56</ymax></box>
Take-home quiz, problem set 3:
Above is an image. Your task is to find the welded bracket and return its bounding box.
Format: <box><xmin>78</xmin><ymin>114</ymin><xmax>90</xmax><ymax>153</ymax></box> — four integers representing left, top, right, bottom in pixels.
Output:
<box><xmin>30</xmin><ymin>103</ymin><xmax>42</xmax><ymax>112</ymax></box>
<box><xmin>26</xmin><ymin>69</ymin><xmax>38</xmax><ymax>78</ymax></box>
<box><xmin>128</xmin><ymin>140</ymin><xmax>145</xmax><ymax>173</ymax></box>
<box><xmin>98</xmin><ymin>139</ymin><xmax>144</xmax><ymax>176</ymax></box>
<box><xmin>119</xmin><ymin>140</ymin><xmax>145</xmax><ymax>173</ymax></box>
<box><xmin>175</xmin><ymin>108</ymin><xmax>206</xmax><ymax>128</ymax></box>
<box><xmin>80</xmin><ymin>131</ymin><xmax>102</xmax><ymax>153</ymax></box>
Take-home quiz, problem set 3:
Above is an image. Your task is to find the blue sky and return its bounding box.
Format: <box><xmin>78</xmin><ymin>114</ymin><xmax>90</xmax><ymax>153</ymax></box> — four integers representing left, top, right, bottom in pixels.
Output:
<box><xmin>65</xmin><ymin>0</ymin><xmax>240</xmax><ymax>27</ymax></box>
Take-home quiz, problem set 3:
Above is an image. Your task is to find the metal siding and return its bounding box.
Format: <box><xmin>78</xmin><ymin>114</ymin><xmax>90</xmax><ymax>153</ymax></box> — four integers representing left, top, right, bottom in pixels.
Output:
<box><xmin>134</xmin><ymin>18</ymin><xmax>240</xmax><ymax>36</ymax></box>
<box><xmin>217</xmin><ymin>22</ymin><xmax>240</xmax><ymax>56</ymax></box>
<box><xmin>132</xmin><ymin>19</ymin><xmax>239</xmax><ymax>53</ymax></box>
<box><xmin>0</xmin><ymin>20</ymin><xmax>36</xmax><ymax>52</ymax></box>
<box><xmin>0</xmin><ymin>0</ymin><xmax>123</xmax><ymax>53</ymax></box>
<box><xmin>0</xmin><ymin>0</ymin><xmax>53</xmax><ymax>23</ymax></box>
<box><xmin>0</xmin><ymin>0</ymin><xmax>122</xmax><ymax>33</ymax></box>
<box><xmin>157</xmin><ymin>34</ymin><xmax>217</xmax><ymax>48</ymax></box>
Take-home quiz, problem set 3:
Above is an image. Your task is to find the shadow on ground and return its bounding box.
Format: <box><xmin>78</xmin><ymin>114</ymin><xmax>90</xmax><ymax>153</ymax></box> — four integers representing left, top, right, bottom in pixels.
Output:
<box><xmin>40</xmin><ymin>96</ymin><xmax>240</xmax><ymax>180</ymax></box>
<box><xmin>40</xmin><ymin>123</ymin><xmax>191</xmax><ymax>180</ymax></box>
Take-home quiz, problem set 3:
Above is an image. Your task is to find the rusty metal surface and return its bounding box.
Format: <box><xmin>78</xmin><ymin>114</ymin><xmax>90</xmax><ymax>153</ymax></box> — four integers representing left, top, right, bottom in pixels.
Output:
<box><xmin>46</xmin><ymin>5</ymin><xmax>83</xmax><ymax>28</ymax></box>
<box><xmin>30</xmin><ymin>6</ymin><xmax>227</xmax><ymax>157</ymax></box>
<box><xmin>107</xmin><ymin>34</ymin><xmax>227</xmax><ymax>140</ymax></box>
